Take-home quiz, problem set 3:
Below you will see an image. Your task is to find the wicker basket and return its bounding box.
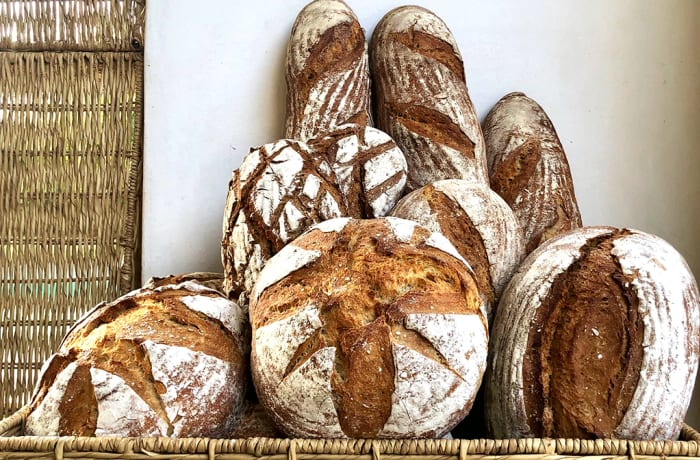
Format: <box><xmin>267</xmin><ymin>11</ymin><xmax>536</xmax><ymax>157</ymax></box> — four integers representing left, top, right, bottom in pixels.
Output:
<box><xmin>1</xmin><ymin>405</ymin><xmax>700</xmax><ymax>460</ymax></box>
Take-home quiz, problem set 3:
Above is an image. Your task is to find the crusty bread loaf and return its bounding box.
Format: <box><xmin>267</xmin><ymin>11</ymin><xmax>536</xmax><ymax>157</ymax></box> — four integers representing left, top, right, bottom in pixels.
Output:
<box><xmin>370</xmin><ymin>5</ymin><xmax>488</xmax><ymax>191</ymax></box>
<box><xmin>222</xmin><ymin>123</ymin><xmax>406</xmax><ymax>304</ymax></box>
<box><xmin>483</xmin><ymin>92</ymin><xmax>582</xmax><ymax>254</ymax></box>
<box><xmin>485</xmin><ymin>226</ymin><xmax>700</xmax><ymax>440</ymax></box>
<box><xmin>390</xmin><ymin>179</ymin><xmax>525</xmax><ymax>322</ymax></box>
<box><xmin>145</xmin><ymin>272</ymin><xmax>224</xmax><ymax>293</ymax></box>
<box><xmin>285</xmin><ymin>0</ymin><xmax>372</xmax><ymax>141</ymax></box>
<box><xmin>250</xmin><ymin>217</ymin><xmax>488</xmax><ymax>438</ymax></box>
<box><xmin>25</xmin><ymin>281</ymin><xmax>248</xmax><ymax>438</ymax></box>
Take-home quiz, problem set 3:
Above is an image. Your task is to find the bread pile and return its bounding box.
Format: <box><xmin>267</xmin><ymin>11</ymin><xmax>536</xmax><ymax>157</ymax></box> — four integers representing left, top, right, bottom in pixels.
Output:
<box><xmin>25</xmin><ymin>0</ymin><xmax>699</xmax><ymax>441</ymax></box>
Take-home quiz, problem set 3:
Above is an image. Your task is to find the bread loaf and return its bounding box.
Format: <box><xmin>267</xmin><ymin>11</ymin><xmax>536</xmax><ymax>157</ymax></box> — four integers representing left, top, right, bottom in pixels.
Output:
<box><xmin>390</xmin><ymin>179</ymin><xmax>525</xmax><ymax>321</ymax></box>
<box><xmin>222</xmin><ymin>123</ymin><xmax>406</xmax><ymax>304</ymax></box>
<box><xmin>285</xmin><ymin>0</ymin><xmax>372</xmax><ymax>141</ymax></box>
<box><xmin>370</xmin><ymin>5</ymin><xmax>488</xmax><ymax>191</ymax></box>
<box><xmin>250</xmin><ymin>217</ymin><xmax>487</xmax><ymax>438</ymax></box>
<box><xmin>25</xmin><ymin>281</ymin><xmax>248</xmax><ymax>438</ymax></box>
<box><xmin>483</xmin><ymin>92</ymin><xmax>582</xmax><ymax>254</ymax></box>
<box><xmin>145</xmin><ymin>272</ymin><xmax>224</xmax><ymax>293</ymax></box>
<box><xmin>485</xmin><ymin>227</ymin><xmax>700</xmax><ymax>440</ymax></box>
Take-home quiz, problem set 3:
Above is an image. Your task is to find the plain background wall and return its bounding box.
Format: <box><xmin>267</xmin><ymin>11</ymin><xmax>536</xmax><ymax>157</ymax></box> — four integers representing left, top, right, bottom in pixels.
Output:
<box><xmin>143</xmin><ymin>1</ymin><xmax>700</xmax><ymax>427</ymax></box>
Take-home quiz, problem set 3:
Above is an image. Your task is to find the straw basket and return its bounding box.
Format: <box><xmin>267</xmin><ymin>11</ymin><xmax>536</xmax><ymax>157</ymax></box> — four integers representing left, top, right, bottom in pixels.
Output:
<box><xmin>1</xmin><ymin>405</ymin><xmax>700</xmax><ymax>460</ymax></box>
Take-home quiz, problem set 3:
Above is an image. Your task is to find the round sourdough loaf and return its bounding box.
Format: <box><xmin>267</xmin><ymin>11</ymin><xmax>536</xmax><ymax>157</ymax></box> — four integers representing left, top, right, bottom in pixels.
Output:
<box><xmin>485</xmin><ymin>226</ymin><xmax>700</xmax><ymax>440</ymax></box>
<box><xmin>25</xmin><ymin>281</ymin><xmax>248</xmax><ymax>438</ymax></box>
<box><xmin>370</xmin><ymin>5</ymin><xmax>488</xmax><ymax>191</ymax></box>
<box><xmin>285</xmin><ymin>0</ymin><xmax>372</xmax><ymax>141</ymax></box>
<box><xmin>390</xmin><ymin>179</ymin><xmax>525</xmax><ymax>322</ymax></box>
<box><xmin>222</xmin><ymin>123</ymin><xmax>406</xmax><ymax>305</ymax></box>
<box><xmin>250</xmin><ymin>217</ymin><xmax>488</xmax><ymax>438</ymax></box>
<box><xmin>483</xmin><ymin>92</ymin><xmax>582</xmax><ymax>254</ymax></box>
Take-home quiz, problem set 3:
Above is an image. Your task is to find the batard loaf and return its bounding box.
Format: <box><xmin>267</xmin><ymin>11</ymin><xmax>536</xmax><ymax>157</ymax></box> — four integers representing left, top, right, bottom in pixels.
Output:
<box><xmin>390</xmin><ymin>179</ymin><xmax>525</xmax><ymax>322</ymax></box>
<box><xmin>285</xmin><ymin>0</ymin><xmax>372</xmax><ymax>141</ymax></box>
<box><xmin>25</xmin><ymin>281</ymin><xmax>248</xmax><ymax>438</ymax></box>
<box><xmin>485</xmin><ymin>227</ymin><xmax>700</xmax><ymax>440</ymax></box>
<box><xmin>370</xmin><ymin>5</ymin><xmax>488</xmax><ymax>191</ymax></box>
<box><xmin>249</xmin><ymin>217</ymin><xmax>488</xmax><ymax>438</ymax></box>
<box><xmin>222</xmin><ymin>123</ymin><xmax>406</xmax><ymax>305</ymax></box>
<box><xmin>483</xmin><ymin>92</ymin><xmax>582</xmax><ymax>254</ymax></box>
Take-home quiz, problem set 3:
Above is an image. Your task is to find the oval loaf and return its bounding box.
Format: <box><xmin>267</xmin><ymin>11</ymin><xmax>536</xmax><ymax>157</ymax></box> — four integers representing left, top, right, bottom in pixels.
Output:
<box><xmin>483</xmin><ymin>92</ymin><xmax>582</xmax><ymax>254</ymax></box>
<box><xmin>370</xmin><ymin>5</ymin><xmax>488</xmax><ymax>191</ymax></box>
<box><xmin>250</xmin><ymin>217</ymin><xmax>488</xmax><ymax>438</ymax></box>
<box><xmin>285</xmin><ymin>0</ymin><xmax>372</xmax><ymax>141</ymax></box>
<box><xmin>485</xmin><ymin>226</ymin><xmax>700</xmax><ymax>440</ymax></box>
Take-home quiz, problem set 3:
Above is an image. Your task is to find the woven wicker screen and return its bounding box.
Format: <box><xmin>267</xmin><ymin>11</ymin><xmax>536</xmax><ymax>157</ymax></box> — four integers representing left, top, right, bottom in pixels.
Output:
<box><xmin>0</xmin><ymin>0</ymin><xmax>144</xmax><ymax>418</ymax></box>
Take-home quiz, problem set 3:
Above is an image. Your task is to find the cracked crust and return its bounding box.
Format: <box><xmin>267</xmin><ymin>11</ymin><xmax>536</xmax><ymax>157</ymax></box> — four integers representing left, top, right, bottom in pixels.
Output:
<box><xmin>485</xmin><ymin>226</ymin><xmax>700</xmax><ymax>440</ymax></box>
<box><xmin>221</xmin><ymin>124</ymin><xmax>407</xmax><ymax>304</ymax></box>
<box><xmin>25</xmin><ymin>283</ymin><xmax>247</xmax><ymax>438</ymax></box>
<box><xmin>250</xmin><ymin>217</ymin><xmax>487</xmax><ymax>438</ymax></box>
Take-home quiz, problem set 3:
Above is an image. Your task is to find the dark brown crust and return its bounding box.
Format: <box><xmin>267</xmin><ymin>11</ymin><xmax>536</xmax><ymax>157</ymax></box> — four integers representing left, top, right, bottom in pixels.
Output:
<box><xmin>389</xmin><ymin>30</ymin><xmax>465</xmax><ymax>82</ymax></box>
<box><xmin>386</xmin><ymin>103</ymin><xmax>476</xmax><ymax>161</ymax></box>
<box><xmin>253</xmin><ymin>218</ymin><xmax>482</xmax><ymax>437</ymax></box>
<box><xmin>421</xmin><ymin>185</ymin><xmax>494</xmax><ymax>305</ymax></box>
<box><xmin>370</xmin><ymin>6</ymin><xmax>487</xmax><ymax>191</ymax></box>
<box><xmin>522</xmin><ymin>230</ymin><xmax>644</xmax><ymax>438</ymax></box>
<box><xmin>483</xmin><ymin>92</ymin><xmax>582</xmax><ymax>253</ymax></box>
<box><xmin>285</xmin><ymin>1</ymin><xmax>371</xmax><ymax>140</ymax></box>
<box><xmin>489</xmin><ymin>138</ymin><xmax>540</xmax><ymax>205</ymax></box>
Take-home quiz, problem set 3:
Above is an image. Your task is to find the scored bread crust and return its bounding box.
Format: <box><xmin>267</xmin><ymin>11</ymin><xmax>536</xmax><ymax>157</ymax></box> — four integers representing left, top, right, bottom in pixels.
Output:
<box><xmin>285</xmin><ymin>0</ymin><xmax>372</xmax><ymax>141</ymax></box>
<box><xmin>25</xmin><ymin>281</ymin><xmax>248</xmax><ymax>438</ymax></box>
<box><xmin>390</xmin><ymin>179</ymin><xmax>525</xmax><ymax>322</ymax></box>
<box><xmin>250</xmin><ymin>217</ymin><xmax>488</xmax><ymax>439</ymax></box>
<box><xmin>370</xmin><ymin>5</ymin><xmax>488</xmax><ymax>191</ymax></box>
<box><xmin>485</xmin><ymin>226</ymin><xmax>700</xmax><ymax>440</ymax></box>
<box><xmin>221</xmin><ymin>124</ymin><xmax>406</xmax><ymax>305</ymax></box>
<box><xmin>483</xmin><ymin>92</ymin><xmax>582</xmax><ymax>254</ymax></box>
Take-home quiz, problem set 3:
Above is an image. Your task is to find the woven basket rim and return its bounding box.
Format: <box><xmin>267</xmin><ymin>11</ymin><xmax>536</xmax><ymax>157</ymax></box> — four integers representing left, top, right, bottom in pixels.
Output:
<box><xmin>2</xmin><ymin>406</ymin><xmax>700</xmax><ymax>458</ymax></box>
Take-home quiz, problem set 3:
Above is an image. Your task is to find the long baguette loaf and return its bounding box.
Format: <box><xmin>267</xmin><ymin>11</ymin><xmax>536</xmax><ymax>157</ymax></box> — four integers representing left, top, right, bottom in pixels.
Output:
<box><xmin>370</xmin><ymin>5</ymin><xmax>488</xmax><ymax>191</ymax></box>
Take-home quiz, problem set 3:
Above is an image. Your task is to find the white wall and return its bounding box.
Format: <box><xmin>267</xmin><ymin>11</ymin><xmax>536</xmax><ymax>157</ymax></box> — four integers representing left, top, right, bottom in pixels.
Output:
<box><xmin>144</xmin><ymin>0</ymin><xmax>700</xmax><ymax>427</ymax></box>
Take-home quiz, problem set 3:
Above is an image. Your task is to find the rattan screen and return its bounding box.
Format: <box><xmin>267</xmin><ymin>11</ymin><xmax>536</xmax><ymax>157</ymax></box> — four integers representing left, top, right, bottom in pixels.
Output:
<box><xmin>0</xmin><ymin>1</ymin><xmax>144</xmax><ymax>418</ymax></box>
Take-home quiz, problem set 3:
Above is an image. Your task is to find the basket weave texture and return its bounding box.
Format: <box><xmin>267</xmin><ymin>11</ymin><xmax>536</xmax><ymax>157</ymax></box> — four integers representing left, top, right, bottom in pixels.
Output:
<box><xmin>0</xmin><ymin>0</ymin><xmax>144</xmax><ymax>418</ymax></box>
<box><xmin>1</xmin><ymin>406</ymin><xmax>700</xmax><ymax>460</ymax></box>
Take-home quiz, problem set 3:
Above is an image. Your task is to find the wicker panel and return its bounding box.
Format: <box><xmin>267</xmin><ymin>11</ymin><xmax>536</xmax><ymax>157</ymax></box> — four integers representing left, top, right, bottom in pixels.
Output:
<box><xmin>0</xmin><ymin>50</ymin><xmax>143</xmax><ymax>417</ymax></box>
<box><xmin>0</xmin><ymin>0</ymin><xmax>145</xmax><ymax>51</ymax></box>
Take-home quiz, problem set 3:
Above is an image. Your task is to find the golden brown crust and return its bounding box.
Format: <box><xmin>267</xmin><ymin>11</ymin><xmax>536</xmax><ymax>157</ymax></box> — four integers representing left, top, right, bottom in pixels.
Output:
<box><xmin>251</xmin><ymin>218</ymin><xmax>487</xmax><ymax>438</ymax></box>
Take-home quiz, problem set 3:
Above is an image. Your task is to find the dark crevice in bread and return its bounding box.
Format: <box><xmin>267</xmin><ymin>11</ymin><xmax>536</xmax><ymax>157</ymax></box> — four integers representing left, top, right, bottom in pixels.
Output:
<box><xmin>490</xmin><ymin>137</ymin><xmax>541</xmax><ymax>205</ymax></box>
<box><xmin>294</xmin><ymin>21</ymin><xmax>365</xmax><ymax>117</ymax></box>
<box><xmin>387</xmin><ymin>102</ymin><xmax>475</xmax><ymax>158</ymax></box>
<box><xmin>422</xmin><ymin>186</ymin><xmax>495</xmax><ymax>305</ymax></box>
<box><xmin>522</xmin><ymin>230</ymin><xmax>644</xmax><ymax>438</ymax></box>
<box><xmin>389</xmin><ymin>30</ymin><xmax>465</xmax><ymax>81</ymax></box>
